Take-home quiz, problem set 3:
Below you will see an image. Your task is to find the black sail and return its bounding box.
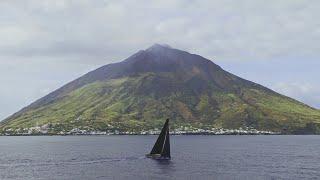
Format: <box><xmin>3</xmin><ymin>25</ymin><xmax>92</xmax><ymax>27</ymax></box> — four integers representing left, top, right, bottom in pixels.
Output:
<box><xmin>150</xmin><ymin>119</ymin><xmax>170</xmax><ymax>157</ymax></box>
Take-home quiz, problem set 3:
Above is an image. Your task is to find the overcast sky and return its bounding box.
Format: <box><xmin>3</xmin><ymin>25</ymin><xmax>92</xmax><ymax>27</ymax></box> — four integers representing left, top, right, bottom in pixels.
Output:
<box><xmin>0</xmin><ymin>0</ymin><xmax>319</xmax><ymax>120</ymax></box>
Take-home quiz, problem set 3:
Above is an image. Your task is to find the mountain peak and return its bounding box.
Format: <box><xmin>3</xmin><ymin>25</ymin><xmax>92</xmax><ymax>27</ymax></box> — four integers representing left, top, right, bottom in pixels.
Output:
<box><xmin>145</xmin><ymin>44</ymin><xmax>173</xmax><ymax>54</ymax></box>
<box><xmin>147</xmin><ymin>43</ymin><xmax>172</xmax><ymax>50</ymax></box>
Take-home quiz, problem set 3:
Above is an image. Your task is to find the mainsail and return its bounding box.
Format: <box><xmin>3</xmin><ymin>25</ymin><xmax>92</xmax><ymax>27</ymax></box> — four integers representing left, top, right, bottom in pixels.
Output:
<box><xmin>147</xmin><ymin>119</ymin><xmax>171</xmax><ymax>159</ymax></box>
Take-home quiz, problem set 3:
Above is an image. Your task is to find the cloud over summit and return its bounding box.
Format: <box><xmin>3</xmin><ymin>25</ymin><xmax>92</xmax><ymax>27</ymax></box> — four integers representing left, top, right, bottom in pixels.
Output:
<box><xmin>1</xmin><ymin>0</ymin><xmax>320</xmax><ymax>62</ymax></box>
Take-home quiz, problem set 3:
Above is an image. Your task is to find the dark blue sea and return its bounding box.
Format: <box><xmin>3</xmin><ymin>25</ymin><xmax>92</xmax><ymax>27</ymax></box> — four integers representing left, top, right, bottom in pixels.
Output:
<box><xmin>0</xmin><ymin>135</ymin><xmax>319</xmax><ymax>180</ymax></box>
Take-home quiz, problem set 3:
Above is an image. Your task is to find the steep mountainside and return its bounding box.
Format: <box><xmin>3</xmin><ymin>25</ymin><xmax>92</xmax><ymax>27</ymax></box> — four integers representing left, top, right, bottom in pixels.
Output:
<box><xmin>1</xmin><ymin>44</ymin><xmax>320</xmax><ymax>134</ymax></box>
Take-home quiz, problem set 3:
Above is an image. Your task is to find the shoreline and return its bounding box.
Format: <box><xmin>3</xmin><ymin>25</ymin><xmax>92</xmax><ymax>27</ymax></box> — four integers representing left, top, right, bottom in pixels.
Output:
<box><xmin>2</xmin><ymin>134</ymin><xmax>304</xmax><ymax>137</ymax></box>
<box><xmin>1</xmin><ymin>127</ymin><xmax>280</xmax><ymax>136</ymax></box>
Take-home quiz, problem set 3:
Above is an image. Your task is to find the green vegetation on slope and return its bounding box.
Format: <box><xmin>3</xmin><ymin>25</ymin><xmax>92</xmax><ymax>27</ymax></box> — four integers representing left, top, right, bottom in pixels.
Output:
<box><xmin>2</xmin><ymin>73</ymin><xmax>320</xmax><ymax>134</ymax></box>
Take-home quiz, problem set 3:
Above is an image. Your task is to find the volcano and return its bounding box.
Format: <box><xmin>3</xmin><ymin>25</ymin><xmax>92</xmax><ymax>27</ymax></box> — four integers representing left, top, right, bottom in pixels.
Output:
<box><xmin>2</xmin><ymin>44</ymin><xmax>320</xmax><ymax>134</ymax></box>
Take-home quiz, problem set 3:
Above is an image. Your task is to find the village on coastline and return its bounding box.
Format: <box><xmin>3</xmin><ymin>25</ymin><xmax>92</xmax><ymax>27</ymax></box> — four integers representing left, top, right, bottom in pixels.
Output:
<box><xmin>0</xmin><ymin>124</ymin><xmax>279</xmax><ymax>136</ymax></box>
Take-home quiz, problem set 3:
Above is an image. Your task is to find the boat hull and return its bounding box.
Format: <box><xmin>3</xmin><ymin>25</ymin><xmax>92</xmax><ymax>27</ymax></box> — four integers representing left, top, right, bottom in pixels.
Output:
<box><xmin>146</xmin><ymin>154</ymin><xmax>171</xmax><ymax>160</ymax></box>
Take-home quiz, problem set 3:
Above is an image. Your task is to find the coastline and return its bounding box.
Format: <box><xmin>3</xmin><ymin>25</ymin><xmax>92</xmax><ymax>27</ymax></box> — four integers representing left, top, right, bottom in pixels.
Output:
<box><xmin>0</xmin><ymin>127</ymin><xmax>280</xmax><ymax>136</ymax></box>
<box><xmin>0</xmin><ymin>132</ymin><xmax>282</xmax><ymax>136</ymax></box>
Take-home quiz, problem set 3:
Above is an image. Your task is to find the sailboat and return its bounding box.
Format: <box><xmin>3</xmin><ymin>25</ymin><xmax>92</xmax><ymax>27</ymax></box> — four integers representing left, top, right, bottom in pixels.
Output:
<box><xmin>146</xmin><ymin>119</ymin><xmax>171</xmax><ymax>160</ymax></box>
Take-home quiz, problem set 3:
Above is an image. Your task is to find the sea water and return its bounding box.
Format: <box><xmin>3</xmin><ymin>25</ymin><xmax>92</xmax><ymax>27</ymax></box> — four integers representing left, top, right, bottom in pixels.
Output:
<box><xmin>0</xmin><ymin>135</ymin><xmax>319</xmax><ymax>180</ymax></box>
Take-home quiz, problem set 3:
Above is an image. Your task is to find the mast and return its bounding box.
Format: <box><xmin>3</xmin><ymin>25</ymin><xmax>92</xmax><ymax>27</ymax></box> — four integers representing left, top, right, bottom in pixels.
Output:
<box><xmin>161</xmin><ymin>123</ymin><xmax>170</xmax><ymax>158</ymax></box>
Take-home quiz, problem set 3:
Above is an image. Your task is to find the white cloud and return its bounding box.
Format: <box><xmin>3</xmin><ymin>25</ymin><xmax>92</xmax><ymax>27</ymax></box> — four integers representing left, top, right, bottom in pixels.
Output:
<box><xmin>1</xmin><ymin>0</ymin><xmax>319</xmax><ymax>61</ymax></box>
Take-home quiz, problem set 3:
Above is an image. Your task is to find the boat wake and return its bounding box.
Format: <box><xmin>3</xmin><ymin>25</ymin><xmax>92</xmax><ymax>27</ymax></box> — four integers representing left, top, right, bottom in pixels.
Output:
<box><xmin>0</xmin><ymin>156</ymin><xmax>146</xmax><ymax>168</ymax></box>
